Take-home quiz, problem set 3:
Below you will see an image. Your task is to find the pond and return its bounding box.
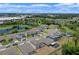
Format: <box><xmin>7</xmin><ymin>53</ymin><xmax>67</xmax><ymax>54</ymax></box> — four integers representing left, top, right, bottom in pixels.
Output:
<box><xmin>0</xmin><ymin>26</ymin><xmax>29</xmax><ymax>35</ymax></box>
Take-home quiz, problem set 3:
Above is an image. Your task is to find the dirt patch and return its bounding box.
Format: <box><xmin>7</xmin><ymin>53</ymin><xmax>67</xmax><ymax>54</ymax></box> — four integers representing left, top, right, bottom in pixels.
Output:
<box><xmin>35</xmin><ymin>46</ymin><xmax>53</xmax><ymax>55</ymax></box>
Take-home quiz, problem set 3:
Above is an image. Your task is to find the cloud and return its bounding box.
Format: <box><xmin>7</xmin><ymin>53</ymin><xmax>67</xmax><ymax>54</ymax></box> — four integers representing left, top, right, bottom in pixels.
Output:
<box><xmin>0</xmin><ymin>3</ymin><xmax>28</xmax><ymax>8</ymax></box>
<box><xmin>54</xmin><ymin>3</ymin><xmax>74</xmax><ymax>6</ymax></box>
<box><xmin>53</xmin><ymin>3</ymin><xmax>79</xmax><ymax>13</ymax></box>
<box><xmin>0</xmin><ymin>3</ymin><xmax>52</xmax><ymax>13</ymax></box>
<box><xmin>24</xmin><ymin>9</ymin><xmax>53</xmax><ymax>13</ymax></box>
<box><xmin>0</xmin><ymin>3</ymin><xmax>78</xmax><ymax>13</ymax></box>
<box><xmin>54</xmin><ymin>3</ymin><xmax>79</xmax><ymax>9</ymax></box>
<box><xmin>0</xmin><ymin>3</ymin><xmax>51</xmax><ymax>8</ymax></box>
<box><xmin>31</xmin><ymin>4</ymin><xmax>51</xmax><ymax>7</ymax></box>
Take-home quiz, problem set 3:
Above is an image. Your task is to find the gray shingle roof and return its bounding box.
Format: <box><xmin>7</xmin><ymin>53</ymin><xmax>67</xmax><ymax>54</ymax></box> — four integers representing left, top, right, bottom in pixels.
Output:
<box><xmin>17</xmin><ymin>42</ymin><xmax>35</xmax><ymax>55</ymax></box>
<box><xmin>0</xmin><ymin>36</ymin><xmax>4</xmax><ymax>41</ymax></box>
<box><xmin>8</xmin><ymin>34</ymin><xmax>17</xmax><ymax>39</ymax></box>
<box><xmin>29</xmin><ymin>39</ymin><xmax>44</xmax><ymax>49</ymax></box>
<box><xmin>0</xmin><ymin>47</ymin><xmax>20</xmax><ymax>55</ymax></box>
<box><xmin>41</xmin><ymin>38</ymin><xmax>54</xmax><ymax>45</ymax></box>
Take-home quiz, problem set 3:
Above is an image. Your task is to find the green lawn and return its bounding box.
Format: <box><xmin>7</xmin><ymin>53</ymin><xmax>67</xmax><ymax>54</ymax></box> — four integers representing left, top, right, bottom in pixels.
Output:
<box><xmin>0</xmin><ymin>25</ymin><xmax>12</xmax><ymax>29</ymax></box>
<box><xmin>63</xmin><ymin>26</ymin><xmax>75</xmax><ymax>33</ymax></box>
<box><xmin>0</xmin><ymin>24</ymin><xmax>33</xmax><ymax>30</ymax></box>
<box><xmin>0</xmin><ymin>24</ymin><xmax>34</xmax><ymax>36</ymax></box>
<box><xmin>1</xmin><ymin>39</ymin><xmax>11</xmax><ymax>45</ymax></box>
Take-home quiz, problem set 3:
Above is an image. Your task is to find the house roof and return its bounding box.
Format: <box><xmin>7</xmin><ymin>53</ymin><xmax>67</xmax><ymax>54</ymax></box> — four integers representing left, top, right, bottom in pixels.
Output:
<box><xmin>41</xmin><ymin>38</ymin><xmax>54</xmax><ymax>45</ymax></box>
<box><xmin>8</xmin><ymin>33</ymin><xmax>24</xmax><ymax>39</ymax></box>
<box><xmin>26</xmin><ymin>25</ymin><xmax>48</xmax><ymax>35</ymax></box>
<box><xmin>0</xmin><ymin>45</ymin><xmax>6</xmax><ymax>50</ymax></box>
<box><xmin>0</xmin><ymin>46</ymin><xmax>20</xmax><ymax>55</ymax></box>
<box><xmin>50</xmin><ymin>35</ymin><xmax>60</xmax><ymax>38</ymax></box>
<box><xmin>48</xmin><ymin>33</ymin><xmax>62</xmax><ymax>40</ymax></box>
<box><xmin>0</xmin><ymin>36</ymin><xmax>5</xmax><ymax>41</ymax></box>
<box><xmin>40</xmin><ymin>25</ymin><xmax>48</xmax><ymax>29</ymax></box>
<box><xmin>8</xmin><ymin>34</ymin><xmax>17</xmax><ymax>39</ymax></box>
<box><xmin>17</xmin><ymin>41</ymin><xmax>35</xmax><ymax>55</ymax></box>
<box><xmin>29</xmin><ymin>36</ymin><xmax>42</xmax><ymax>45</ymax></box>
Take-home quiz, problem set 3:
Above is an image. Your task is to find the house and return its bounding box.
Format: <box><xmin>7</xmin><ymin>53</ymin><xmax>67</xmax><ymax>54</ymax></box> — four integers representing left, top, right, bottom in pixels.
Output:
<box><xmin>8</xmin><ymin>33</ymin><xmax>26</xmax><ymax>42</ymax></box>
<box><xmin>0</xmin><ymin>36</ymin><xmax>5</xmax><ymax>42</ymax></box>
<box><xmin>29</xmin><ymin>37</ymin><xmax>45</xmax><ymax>49</ymax></box>
<box><xmin>46</xmin><ymin>35</ymin><xmax>61</xmax><ymax>41</ymax></box>
<box><xmin>46</xmin><ymin>30</ymin><xmax>62</xmax><ymax>41</ymax></box>
<box><xmin>17</xmin><ymin>41</ymin><xmax>36</xmax><ymax>55</ymax></box>
<box><xmin>26</xmin><ymin>25</ymin><xmax>48</xmax><ymax>37</ymax></box>
<box><xmin>35</xmin><ymin>28</ymin><xmax>42</xmax><ymax>34</ymax></box>
<box><xmin>8</xmin><ymin>34</ymin><xmax>17</xmax><ymax>40</ymax></box>
<box><xmin>40</xmin><ymin>25</ymin><xmax>48</xmax><ymax>29</ymax></box>
<box><xmin>0</xmin><ymin>45</ymin><xmax>6</xmax><ymax>51</ymax></box>
<box><xmin>27</xmin><ymin>30</ymin><xmax>41</xmax><ymax>37</ymax></box>
<box><xmin>16</xmin><ymin>33</ymin><xmax>26</xmax><ymax>41</ymax></box>
<box><xmin>0</xmin><ymin>46</ymin><xmax>20</xmax><ymax>55</ymax></box>
<box><xmin>36</xmin><ymin>25</ymin><xmax>48</xmax><ymax>32</ymax></box>
<box><xmin>17</xmin><ymin>41</ymin><xmax>25</xmax><ymax>46</ymax></box>
<box><xmin>8</xmin><ymin>34</ymin><xmax>19</xmax><ymax>45</ymax></box>
<box><xmin>49</xmin><ymin>25</ymin><xmax>59</xmax><ymax>29</ymax></box>
<box><xmin>18</xmin><ymin>32</ymin><xmax>27</xmax><ymax>37</ymax></box>
<box><xmin>41</xmin><ymin>38</ymin><xmax>54</xmax><ymax>46</ymax></box>
<box><xmin>53</xmin><ymin>31</ymin><xmax>63</xmax><ymax>37</ymax></box>
<box><xmin>27</xmin><ymin>31</ymin><xmax>36</xmax><ymax>37</ymax></box>
<box><xmin>26</xmin><ymin>28</ymin><xmax>37</xmax><ymax>36</ymax></box>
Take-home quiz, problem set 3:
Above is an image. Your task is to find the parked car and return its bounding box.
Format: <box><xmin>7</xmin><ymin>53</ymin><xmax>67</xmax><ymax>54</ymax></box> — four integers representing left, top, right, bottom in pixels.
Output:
<box><xmin>50</xmin><ymin>42</ymin><xmax>59</xmax><ymax>48</ymax></box>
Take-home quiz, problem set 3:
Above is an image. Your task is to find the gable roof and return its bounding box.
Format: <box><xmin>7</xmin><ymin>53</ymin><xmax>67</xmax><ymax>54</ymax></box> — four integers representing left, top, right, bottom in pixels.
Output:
<box><xmin>0</xmin><ymin>36</ymin><xmax>5</xmax><ymax>41</ymax></box>
<box><xmin>8</xmin><ymin>34</ymin><xmax>17</xmax><ymax>39</ymax></box>
<box><xmin>0</xmin><ymin>46</ymin><xmax>20</xmax><ymax>55</ymax></box>
<box><xmin>17</xmin><ymin>41</ymin><xmax>35</xmax><ymax>55</ymax></box>
<box><xmin>41</xmin><ymin>38</ymin><xmax>54</xmax><ymax>45</ymax></box>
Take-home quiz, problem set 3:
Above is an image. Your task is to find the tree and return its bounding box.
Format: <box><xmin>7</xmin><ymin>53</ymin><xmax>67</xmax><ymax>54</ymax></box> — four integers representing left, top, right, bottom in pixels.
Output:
<box><xmin>62</xmin><ymin>31</ymin><xmax>79</xmax><ymax>55</ymax></box>
<box><xmin>11</xmin><ymin>29</ymin><xmax>18</xmax><ymax>33</ymax></box>
<box><xmin>62</xmin><ymin>41</ymin><xmax>79</xmax><ymax>55</ymax></box>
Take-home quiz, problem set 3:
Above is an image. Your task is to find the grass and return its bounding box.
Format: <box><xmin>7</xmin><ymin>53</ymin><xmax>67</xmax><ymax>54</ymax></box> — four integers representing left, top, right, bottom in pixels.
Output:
<box><xmin>1</xmin><ymin>36</ymin><xmax>13</xmax><ymax>45</ymax></box>
<box><xmin>50</xmin><ymin>36</ymin><xmax>74</xmax><ymax>55</ymax></box>
<box><xmin>0</xmin><ymin>24</ymin><xmax>33</xmax><ymax>36</ymax></box>
<box><xmin>63</xmin><ymin>27</ymin><xmax>75</xmax><ymax>33</ymax></box>
<box><xmin>0</xmin><ymin>25</ymin><xmax>12</xmax><ymax>29</ymax></box>
<box><xmin>59</xmin><ymin>26</ymin><xmax>76</xmax><ymax>34</ymax></box>
<box><xmin>1</xmin><ymin>39</ymin><xmax>10</xmax><ymax>45</ymax></box>
<box><xmin>26</xmin><ymin>35</ymin><xmax>32</xmax><ymax>39</ymax></box>
<box><xmin>19</xmin><ymin>25</ymin><xmax>34</xmax><ymax>28</ymax></box>
<box><xmin>10</xmin><ymin>29</ymin><xmax>26</xmax><ymax>34</ymax></box>
<box><xmin>0</xmin><ymin>24</ymin><xmax>33</xmax><ymax>30</ymax></box>
<box><xmin>49</xmin><ymin>47</ymin><xmax>62</xmax><ymax>55</ymax></box>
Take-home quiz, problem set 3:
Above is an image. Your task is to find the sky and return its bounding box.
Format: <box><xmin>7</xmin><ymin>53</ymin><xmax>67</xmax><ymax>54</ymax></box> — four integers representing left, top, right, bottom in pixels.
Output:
<box><xmin>0</xmin><ymin>3</ymin><xmax>79</xmax><ymax>13</ymax></box>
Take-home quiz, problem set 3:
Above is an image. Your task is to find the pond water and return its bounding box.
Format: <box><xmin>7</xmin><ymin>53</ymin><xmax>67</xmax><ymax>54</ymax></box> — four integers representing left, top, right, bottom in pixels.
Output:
<box><xmin>0</xmin><ymin>26</ymin><xmax>28</xmax><ymax>34</ymax></box>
